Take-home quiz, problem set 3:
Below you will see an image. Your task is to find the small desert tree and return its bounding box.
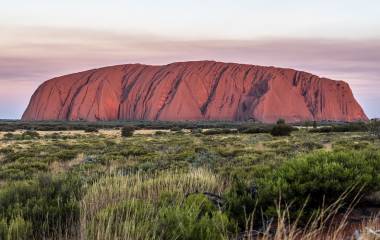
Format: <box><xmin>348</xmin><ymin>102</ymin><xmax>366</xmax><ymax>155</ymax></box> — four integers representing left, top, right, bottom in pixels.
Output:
<box><xmin>313</xmin><ymin>121</ymin><xmax>318</xmax><ymax>129</ymax></box>
<box><xmin>271</xmin><ymin>119</ymin><xmax>294</xmax><ymax>136</ymax></box>
<box><xmin>121</xmin><ymin>126</ymin><xmax>135</xmax><ymax>137</ymax></box>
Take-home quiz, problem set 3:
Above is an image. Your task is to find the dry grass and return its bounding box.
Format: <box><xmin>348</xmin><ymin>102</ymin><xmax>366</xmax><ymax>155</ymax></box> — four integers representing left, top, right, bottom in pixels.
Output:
<box><xmin>49</xmin><ymin>153</ymin><xmax>86</xmax><ymax>174</ymax></box>
<box><xmin>242</xmin><ymin>188</ymin><xmax>380</xmax><ymax>240</ymax></box>
<box><xmin>80</xmin><ymin>168</ymin><xmax>228</xmax><ymax>239</ymax></box>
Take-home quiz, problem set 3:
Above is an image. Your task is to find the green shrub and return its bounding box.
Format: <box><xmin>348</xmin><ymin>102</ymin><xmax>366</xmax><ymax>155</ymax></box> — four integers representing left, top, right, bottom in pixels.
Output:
<box><xmin>238</xmin><ymin>127</ymin><xmax>270</xmax><ymax>134</ymax></box>
<box><xmin>155</xmin><ymin>130</ymin><xmax>168</xmax><ymax>135</ymax></box>
<box><xmin>3</xmin><ymin>133</ymin><xmax>14</xmax><ymax>140</ymax></box>
<box><xmin>202</xmin><ymin>128</ymin><xmax>237</xmax><ymax>135</ymax></box>
<box><xmin>190</xmin><ymin>128</ymin><xmax>202</xmax><ymax>134</ymax></box>
<box><xmin>257</xmin><ymin>150</ymin><xmax>380</xmax><ymax>215</ymax></box>
<box><xmin>0</xmin><ymin>174</ymin><xmax>82</xmax><ymax>238</ymax></box>
<box><xmin>84</xmin><ymin>127</ymin><xmax>98</xmax><ymax>133</ymax></box>
<box><xmin>170</xmin><ymin>126</ymin><xmax>182</xmax><ymax>132</ymax></box>
<box><xmin>276</xmin><ymin>119</ymin><xmax>286</xmax><ymax>125</ymax></box>
<box><xmin>270</xmin><ymin>124</ymin><xmax>294</xmax><ymax>136</ymax></box>
<box><xmin>368</xmin><ymin>119</ymin><xmax>380</xmax><ymax>139</ymax></box>
<box><xmin>22</xmin><ymin>131</ymin><xmax>40</xmax><ymax>139</ymax></box>
<box><xmin>157</xmin><ymin>194</ymin><xmax>234</xmax><ymax>240</ymax></box>
<box><xmin>121</xmin><ymin>126</ymin><xmax>135</xmax><ymax>137</ymax></box>
<box><xmin>310</xmin><ymin>122</ymin><xmax>367</xmax><ymax>133</ymax></box>
<box><xmin>224</xmin><ymin>178</ymin><xmax>256</xmax><ymax>230</ymax></box>
<box><xmin>309</xmin><ymin>126</ymin><xmax>333</xmax><ymax>133</ymax></box>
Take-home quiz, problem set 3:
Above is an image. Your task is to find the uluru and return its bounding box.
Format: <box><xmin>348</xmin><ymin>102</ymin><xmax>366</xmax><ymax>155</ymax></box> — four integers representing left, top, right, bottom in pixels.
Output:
<box><xmin>22</xmin><ymin>61</ymin><xmax>368</xmax><ymax>123</ymax></box>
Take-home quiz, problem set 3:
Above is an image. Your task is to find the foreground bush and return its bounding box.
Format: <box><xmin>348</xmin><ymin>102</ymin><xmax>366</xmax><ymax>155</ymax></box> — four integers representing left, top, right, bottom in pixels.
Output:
<box><xmin>257</xmin><ymin>150</ymin><xmax>380</xmax><ymax>215</ymax></box>
<box><xmin>0</xmin><ymin>174</ymin><xmax>82</xmax><ymax>238</ymax></box>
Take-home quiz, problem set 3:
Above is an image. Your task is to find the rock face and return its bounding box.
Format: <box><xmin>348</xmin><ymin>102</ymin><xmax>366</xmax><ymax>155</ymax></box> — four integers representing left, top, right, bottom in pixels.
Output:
<box><xmin>22</xmin><ymin>61</ymin><xmax>368</xmax><ymax>123</ymax></box>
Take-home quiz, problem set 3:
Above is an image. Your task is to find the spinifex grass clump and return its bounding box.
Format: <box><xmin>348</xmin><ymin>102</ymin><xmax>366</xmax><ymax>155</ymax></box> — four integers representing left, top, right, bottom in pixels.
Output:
<box><xmin>81</xmin><ymin>169</ymin><xmax>233</xmax><ymax>240</ymax></box>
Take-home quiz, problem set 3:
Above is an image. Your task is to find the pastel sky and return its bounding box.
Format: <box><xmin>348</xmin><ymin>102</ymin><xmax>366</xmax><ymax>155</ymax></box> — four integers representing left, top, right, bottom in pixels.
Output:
<box><xmin>1</xmin><ymin>0</ymin><xmax>379</xmax><ymax>119</ymax></box>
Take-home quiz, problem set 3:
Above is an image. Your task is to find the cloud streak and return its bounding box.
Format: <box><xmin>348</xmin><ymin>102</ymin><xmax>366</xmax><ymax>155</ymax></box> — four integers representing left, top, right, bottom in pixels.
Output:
<box><xmin>1</xmin><ymin>27</ymin><xmax>379</xmax><ymax>118</ymax></box>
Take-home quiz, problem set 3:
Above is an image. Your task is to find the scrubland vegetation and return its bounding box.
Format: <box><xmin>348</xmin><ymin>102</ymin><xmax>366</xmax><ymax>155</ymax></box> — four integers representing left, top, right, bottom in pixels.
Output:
<box><xmin>0</xmin><ymin>120</ymin><xmax>379</xmax><ymax>239</ymax></box>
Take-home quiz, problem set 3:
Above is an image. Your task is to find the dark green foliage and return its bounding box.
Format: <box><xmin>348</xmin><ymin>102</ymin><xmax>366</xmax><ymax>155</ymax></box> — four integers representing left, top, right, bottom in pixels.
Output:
<box><xmin>155</xmin><ymin>130</ymin><xmax>168</xmax><ymax>135</ymax></box>
<box><xmin>276</xmin><ymin>119</ymin><xmax>285</xmax><ymax>125</ymax></box>
<box><xmin>310</xmin><ymin>122</ymin><xmax>367</xmax><ymax>133</ymax></box>
<box><xmin>84</xmin><ymin>127</ymin><xmax>98</xmax><ymax>133</ymax></box>
<box><xmin>170</xmin><ymin>126</ymin><xmax>182</xmax><ymax>132</ymax></box>
<box><xmin>202</xmin><ymin>128</ymin><xmax>238</xmax><ymax>135</ymax></box>
<box><xmin>368</xmin><ymin>119</ymin><xmax>380</xmax><ymax>139</ymax></box>
<box><xmin>310</xmin><ymin>126</ymin><xmax>333</xmax><ymax>133</ymax></box>
<box><xmin>238</xmin><ymin>126</ymin><xmax>271</xmax><ymax>134</ymax></box>
<box><xmin>22</xmin><ymin>131</ymin><xmax>40</xmax><ymax>139</ymax></box>
<box><xmin>270</xmin><ymin>124</ymin><xmax>294</xmax><ymax>136</ymax></box>
<box><xmin>190</xmin><ymin>128</ymin><xmax>202</xmax><ymax>134</ymax></box>
<box><xmin>157</xmin><ymin>195</ymin><xmax>234</xmax><ymax>240</ymax></box>
<box><xmin>224</xmin><ymin>178</ymin><xmax>256</xmax><ymax>230</ymax></box>
<box><xmin>3</xmin><ymin>133</ymin><xmax>14</xmax><ymax>140</ymax></box>
<box><xmin>2</xmin><ymin>131</ymin><xmax>40</xmax><ymax>140</ymax></box>
<box><xmin>0</xmin><ymin>174</ymin><xmax>82</xmax><ymax>238</ymax></box>
<box><xmin>121</xmin><ymin>126</ymin><xmax>135</xmax><ymax>137</ymax></box>
<box><xmin>257</xmin><ymin>150</ymin><xmax>380</xmax><ymax>214</ymax></box>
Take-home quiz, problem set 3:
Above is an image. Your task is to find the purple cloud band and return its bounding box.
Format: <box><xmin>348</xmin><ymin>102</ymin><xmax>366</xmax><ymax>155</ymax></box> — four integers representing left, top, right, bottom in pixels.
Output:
<box><xmin>1</xmin><ymin>27</ymin><xmax>379</xmax><ymax>118</ymax></box>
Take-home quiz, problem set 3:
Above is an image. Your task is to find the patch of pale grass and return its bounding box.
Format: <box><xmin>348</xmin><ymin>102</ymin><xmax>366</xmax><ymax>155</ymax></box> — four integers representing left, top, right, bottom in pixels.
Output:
<box><xmin>49</xmin><ymin>153</ymin><xmax>86</xmax><ymax>174</ymax></box>
<box><xmin>134</xmin><ymin>129</ymin><xmax>171</xmax><ymax>135</ymax></box>
<box><xmin>81</xmin><ymin>168</ymin><xmax>227</xmax><ymax>238</ymax></box>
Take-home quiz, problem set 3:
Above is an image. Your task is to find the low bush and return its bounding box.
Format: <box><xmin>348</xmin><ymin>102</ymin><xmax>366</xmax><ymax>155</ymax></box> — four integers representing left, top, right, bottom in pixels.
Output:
<box><xmin>170</xmin><ymin>126</ymin><xmax>182</xmax><ymax>132</ymax></box>
<box><xmin>270</xmin><ymin>124</ymin><xmax>294</xmax><ymax>136</ymax></box>
<box><xmin>309</xmin><ymin>126</ymin><xmax>333</xmax><ymax>133</ymax></box>
<box><xmin>121</xmin><ymin>126</ymin><xmax>135</xmax><ymax>137</ymax></box>
<box><xmin>84</xmin><ymin>127</ymin><xmax>98</xmax><ymax>133</ymax></box>
<box><xmin>310</xmin><ymin>122</ymin><xmax>367</xmax><ymax>133</ymax></box>
<box><xmin>224</xmin><ymin>178</ymin><xmax>256</xmax><ymax>230</ymax></box>
<box><xmin>2</xmin><ymin>133</ymin><xmax>14</xmax><ymax>140</ymax></box>
<box><xmin>22</xmin><ymin>131</ymin><xmax>40</xmax><ymax>139</ymax></box>
<box><xmin>202</xmin><ymin>128</ymin><xmax>237</xmax><ymax>135</ymax></box>
<box><xmin>0</xmin><ymin>174</ymin><xmax>82</xmax><ymax>238</ymax></box>
<box><xmin>238</xmin><ymin>127</ymin><xmax>270</xmax><ymax>134</ymax></box>
<box><xmin>257</xmin><ymin>150</ymin><xmax>380</xmax><ymax>217</ymax></box>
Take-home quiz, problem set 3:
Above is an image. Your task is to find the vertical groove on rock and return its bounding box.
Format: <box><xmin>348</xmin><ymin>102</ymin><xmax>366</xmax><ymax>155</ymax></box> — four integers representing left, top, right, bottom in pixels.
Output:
<box><xmin>155</xmin><ymin>68</ymin><xmax>187</xmax><ymax>120</ymax></box>
<box><xmin>200</xmin><ymin>66</ymin><xmax>229</xmax><ymax>115</ymax></box>
<box><xmin>66</xmin><ymin>71</ymin><xmax>96</xmax><ymax>120</ymax></box>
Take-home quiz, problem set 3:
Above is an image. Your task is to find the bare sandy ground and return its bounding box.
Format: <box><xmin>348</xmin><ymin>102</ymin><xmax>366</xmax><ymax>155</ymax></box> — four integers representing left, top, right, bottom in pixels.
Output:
<box><xmin>0</xmin><ymin>129</ymin><xmax>182</xmax><ymax>139</ymax></box>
